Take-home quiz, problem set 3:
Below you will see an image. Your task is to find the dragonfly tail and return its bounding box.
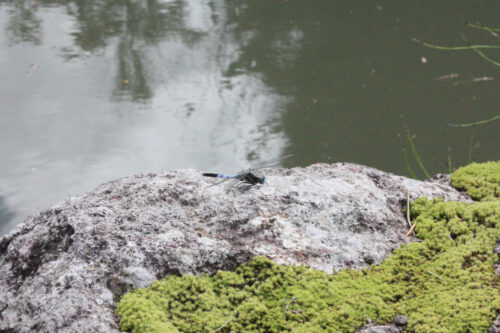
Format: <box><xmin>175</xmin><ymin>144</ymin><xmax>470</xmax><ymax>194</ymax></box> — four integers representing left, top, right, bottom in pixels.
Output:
<box><xmin>202</xmin><ymin>173</ymin><xmax>219</xmax><ymax>177</ymax></box>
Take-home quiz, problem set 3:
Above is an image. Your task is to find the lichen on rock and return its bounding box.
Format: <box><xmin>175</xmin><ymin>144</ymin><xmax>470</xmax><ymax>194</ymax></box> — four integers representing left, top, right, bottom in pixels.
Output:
<box><xmin>116</xmin><ymin>161</ymin><xmax>500</xmax><ymax>333</ymax></box>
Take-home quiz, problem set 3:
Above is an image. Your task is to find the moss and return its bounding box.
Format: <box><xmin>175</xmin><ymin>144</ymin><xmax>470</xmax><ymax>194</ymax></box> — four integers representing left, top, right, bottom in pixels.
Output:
<box><xmin>450</xmin><ymin>161</ymin><xmax>500</xmax><ymax>201</ymax></box>
<box><xmin>116</xmin><ymin>162</ymin><xmax>500</xmax><ymax>333</ymax></box>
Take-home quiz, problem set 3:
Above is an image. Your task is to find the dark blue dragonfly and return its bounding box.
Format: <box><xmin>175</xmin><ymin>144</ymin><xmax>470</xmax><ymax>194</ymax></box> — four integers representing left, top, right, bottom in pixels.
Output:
<box><xmin>202</xmin><ymin>154</ymin><xmax>293</xmax><ymax>187</ymax></box>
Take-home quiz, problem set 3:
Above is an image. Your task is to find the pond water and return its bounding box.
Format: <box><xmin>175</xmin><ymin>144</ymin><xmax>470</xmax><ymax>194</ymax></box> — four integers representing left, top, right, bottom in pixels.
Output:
<box><xmin>1</xmin><ymin>0</ymin><xmax>499</xmax><ymax>235</ymax></box>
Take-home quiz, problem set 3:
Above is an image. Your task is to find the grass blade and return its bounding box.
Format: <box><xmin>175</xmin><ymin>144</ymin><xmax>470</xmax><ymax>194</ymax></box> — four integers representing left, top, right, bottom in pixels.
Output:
<box><xmin>406</xmin><ymin>129</ymin><xmax>431</xmax><ymax>179</ymax></box>
<box><xmin>412</xmin><ymin>38</ymin><xmax>500</xmax><ymax>51</ymax></box>
<box><xmin>468</xmin><ymin>129</ymin><xmax>475</xmax><ymax>163</ymax></box>
<box><xmin>465</xmin><ymin>22</ymin><xmax>500</xmax><ymax>35</ymax></box>
<box><xmin>449</xmin><ymin>115</ymin><xmax>500</xmax><ymax>127</ymax></box>
<box><xmin>402</xmin><ymin>147</ymin><xmax>418</xmax><ymax>179</ymax></box>
<box><xmin>469</xmin><ymin>45</ymin><xmax>500</xmax><ymax>66</ymax></box>
<box><xmin>447</xmin><ymin>147</ymin><xmax>453</xmax><ymax>174</ymax></box>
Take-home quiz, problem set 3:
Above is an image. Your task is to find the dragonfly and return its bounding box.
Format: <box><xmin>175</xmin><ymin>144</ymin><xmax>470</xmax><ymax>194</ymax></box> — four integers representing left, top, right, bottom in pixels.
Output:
<box><xmin>202</xmin><ymin>154</ymin><xmax>293</xmax><ymax>187</ymax></box>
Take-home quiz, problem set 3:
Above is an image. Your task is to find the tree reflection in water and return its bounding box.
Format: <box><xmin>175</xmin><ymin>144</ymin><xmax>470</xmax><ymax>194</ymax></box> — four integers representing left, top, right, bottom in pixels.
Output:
<box><xmin>5</xmin><ymin>0</ymin><xmax>42</xmax><ymax>45</ymax></box>
<box><xmin>0</xmin><ymin>0</ymin><xmax>290</xmax><ymax>235</ymax></box>
<box><xmin>2</xmin><ymin>0</ymin><xmax>207</xmax><ymax>101</ymax></box>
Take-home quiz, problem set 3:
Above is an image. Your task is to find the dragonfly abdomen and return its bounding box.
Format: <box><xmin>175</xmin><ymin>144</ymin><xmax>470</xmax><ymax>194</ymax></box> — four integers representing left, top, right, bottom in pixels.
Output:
<box><xmin>202</xmin><ymin>173</ymin><xmax>235</xmax><ymax>179</ymax></box>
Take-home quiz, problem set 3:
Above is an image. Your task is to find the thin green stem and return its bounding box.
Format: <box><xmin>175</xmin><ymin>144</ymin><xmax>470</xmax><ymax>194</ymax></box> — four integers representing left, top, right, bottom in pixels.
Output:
<box><xmin>412</xmin><ymin>38</ymin><xmax>500</xmax><ymax>51</ymax></box>
<box><xmin>406</xmin><ymin>129</ymin><xmax>431</xmax><ymax>179</ymax></box>
<box><xmin>402</xmin><ymin>147</ymin><xmax>418</xmax><ymax>179</ymax></box>
<box><xmin>465</xmin><ymin>22</ymin><xmax>500</xmax><ymax>34</ymax></box>
<box><xmin>449</xmin><ymin>115</ymin><xmax>500</xmax><ymax>127</ymax></box>
<box><xmin>447</xmin><ymin>147</ymin><xmax>453</xmax><ymax>174</ymax></box>
<box><xmin>468</xmin><ymin>129</ymin><xmax>476</xmax><ymax>163</ymax></box>
<box><xmin>469</xmin><ymin>45</ymin><xmax>500</xmax><ymax>66</ymax></box>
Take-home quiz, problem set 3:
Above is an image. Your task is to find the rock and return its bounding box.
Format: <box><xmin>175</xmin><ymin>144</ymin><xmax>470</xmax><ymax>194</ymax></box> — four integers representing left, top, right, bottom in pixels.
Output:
<box><xmin>394</xmin><ymin>315</ymin><xmax>408</xmax><ymax>326</ymax></box>
<box><xmin>357</xmin><ymin>316</ymin><xmax>407</xmax><ymax>333</ymax></box>
<box><xmin>0</xmin><ymin>163</ymin><xmax>472</xmax><ymax>332</ymax></box>
<box><xmin>358</xmin><ymin>324</ymin><xmax>402</xmax><ymax>333</ymax></box>
<box><xmin>489</xmin><ymin>315</ymin><xmax>500</xmax><ymax>333</ymax></box>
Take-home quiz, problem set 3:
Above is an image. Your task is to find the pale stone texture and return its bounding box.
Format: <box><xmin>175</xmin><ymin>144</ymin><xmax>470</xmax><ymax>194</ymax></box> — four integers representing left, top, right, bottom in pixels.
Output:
<box><xmin>0</xmin><ymin>163</ymin><xmax>472</xmax><ymax>332</ymax></box>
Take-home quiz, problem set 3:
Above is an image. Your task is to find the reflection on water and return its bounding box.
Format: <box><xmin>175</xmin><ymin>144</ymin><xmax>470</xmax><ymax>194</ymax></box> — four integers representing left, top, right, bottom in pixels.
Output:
<box><xmin>227</xmin><ymin>1</ymin><xmax>499</xmax><ymax>171</ymax></box>
<box><xmin>6</xmin><ymin>0</ymin><xmax>207</xmax><ymax>100</ymax></box>
<box><xmin>0</xmin><ymin>0</ymin><xmax>499</xmax><ymax>235</ymax></box>
<box><xmin>0</xmin><ymin>0</ymin><xmax>288</xmax><ymax>235</ymax></box>
<box><xmin>5</xmin><ymin>0</ymin><xmax>42</xmax><ymax>45</ymax></box>
<box><xmin>0</xmin><ymin>196</ymin><xmax>15</xmax><ymax>232</ymax></box>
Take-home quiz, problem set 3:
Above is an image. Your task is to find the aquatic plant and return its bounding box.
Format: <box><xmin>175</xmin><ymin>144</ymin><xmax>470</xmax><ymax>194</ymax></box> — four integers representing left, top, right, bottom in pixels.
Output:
<box><xmin>448</xmin><ymin>115</ymin><xmax>500</xmax><ymax>128</ymax></box>
<box><xmin>404</xmin><ymin>129</ymin><xmax>431</xmax><ymax>179</ymax></box>
<box><xmin>413</xmin><ymin>22</ymin><xmax>500</xmax><ymax>67</ymax></box>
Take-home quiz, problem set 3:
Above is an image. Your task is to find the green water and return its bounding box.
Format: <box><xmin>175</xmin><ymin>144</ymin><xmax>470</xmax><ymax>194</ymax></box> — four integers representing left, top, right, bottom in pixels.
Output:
<box><xmin>0</xmin><ymin>0</ymin><xmax>499</xmax><ymax>234</ymax></box>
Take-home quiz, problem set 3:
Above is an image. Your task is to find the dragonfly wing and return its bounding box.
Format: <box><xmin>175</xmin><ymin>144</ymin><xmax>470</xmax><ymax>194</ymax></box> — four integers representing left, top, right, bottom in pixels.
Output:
<box><xmin>229</xmin><ymin>178</ymin><xmax>245</xmax><ymax>189</ymax></box>
<box><xmin>211</xmin><ymin>177</ymin><xmax>241</xmax><ymax>190</ymax></box>
<box><xmin>248</xmin><ymin>154</ymin><xmax>293</xmax><ymax>172</ymax></box>
<box><xmin>208</xmin><ymin>177</ymin><xmax>233</xmax><ymax>187</ymax></box>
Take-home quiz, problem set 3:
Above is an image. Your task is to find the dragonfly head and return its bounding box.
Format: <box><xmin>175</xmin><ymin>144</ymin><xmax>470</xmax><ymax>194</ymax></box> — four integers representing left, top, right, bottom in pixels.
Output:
<box><xmin>243</xmin><ymin>172</ymin><xmax>265</xmax><ymax>185</ymax></box>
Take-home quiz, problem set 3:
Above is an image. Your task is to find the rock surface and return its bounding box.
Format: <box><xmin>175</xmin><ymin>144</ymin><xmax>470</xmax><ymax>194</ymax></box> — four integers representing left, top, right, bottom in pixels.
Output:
<box><xmin>357</xmin><ymin>324</ymin><xmax>402</xmax><ymax>333</ymax></box>
<box><xmin>0</xmin><ymin>163</ymin><xmax>472</xmax><ymax>332</ymax></box>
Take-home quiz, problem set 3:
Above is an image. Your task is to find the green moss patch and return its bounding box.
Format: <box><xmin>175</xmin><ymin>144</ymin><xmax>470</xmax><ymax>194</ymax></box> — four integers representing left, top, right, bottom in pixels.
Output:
<box><xmin>116</xmin><ymin>162</ymin><xmax>500</xmax><ymax>333</ymax></box>
<box><xmin>451</xmin><ymin>161</ymin><xmax>499</xmax><ymax>201</ymax></box>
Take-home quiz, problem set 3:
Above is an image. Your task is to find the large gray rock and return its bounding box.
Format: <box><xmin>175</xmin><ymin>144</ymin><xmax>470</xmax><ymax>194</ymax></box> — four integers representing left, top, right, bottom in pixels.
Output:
<box><xmin>0</xmin><ymin>163</ymin><xmax>471</xmax><ymax>332</ymax></box>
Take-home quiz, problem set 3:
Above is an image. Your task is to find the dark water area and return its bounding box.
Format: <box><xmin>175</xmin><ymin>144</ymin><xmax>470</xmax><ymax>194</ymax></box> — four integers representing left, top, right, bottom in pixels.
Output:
<box><xmin>0</xmin><ymin>0</ymin><xmax>499</xmax><ymax>235</ymax></box>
